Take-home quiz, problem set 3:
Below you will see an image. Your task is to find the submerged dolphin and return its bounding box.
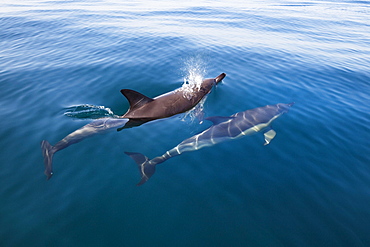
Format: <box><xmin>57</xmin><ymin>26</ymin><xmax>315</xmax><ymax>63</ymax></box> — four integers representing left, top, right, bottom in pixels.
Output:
<box><xmin>41</xmin><ymin>73</ymin><xmax>226</xmax><ymax>179</ymax></box>
<box><xmin>125</xmin><ymin>103</ymin><xmax>294</xmax><ymax>185</ymax></box>
<box><xmin>41</xmin><ymin>118</ymin><xmax>129</xmax><ymax>179</ymax></box>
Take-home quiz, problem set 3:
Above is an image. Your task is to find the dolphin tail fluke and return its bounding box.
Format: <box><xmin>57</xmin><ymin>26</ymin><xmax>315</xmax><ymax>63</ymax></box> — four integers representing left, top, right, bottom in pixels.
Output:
<box><xmin>41</xmin><ymin>140</ymin><xmax>55</xmax><ymax>180</ymax></box>
<box><xmin>124</xmin><ymin>152</ymin><xmax>155</xmax><ymax>186</ymax></box>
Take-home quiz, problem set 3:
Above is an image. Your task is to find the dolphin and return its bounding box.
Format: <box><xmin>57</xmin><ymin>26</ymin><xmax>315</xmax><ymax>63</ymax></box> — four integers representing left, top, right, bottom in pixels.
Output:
<box><xmin>125</xmin><ymin>103</ymin><xmax>294</xmax><ymax>185</ymax></box>
<box><xmin>119</xmin><ymin>73</ymin><xmax>226</xmax><ymax>128</ymax></box>
<box><xmin>41</xmin><ymin>118</ymin><xmax>129</xmax><ymax>179</ymax></box>
<box><xmin>41</xmin><ymin>73</ymin><xmax>226</xmax><ymax>179</ymax></box>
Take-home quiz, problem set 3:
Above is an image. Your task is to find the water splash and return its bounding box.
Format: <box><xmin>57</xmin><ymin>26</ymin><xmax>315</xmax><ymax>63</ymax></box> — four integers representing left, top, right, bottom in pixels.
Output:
<box><xmin>180</xmin><ymin>55</ymin><xmax>209</xmax><ymax>123</ymax></box>
<box><xmin>64</xmin><ymin>104</ymin><xmax>118</xmax><ymax>119</ymax></box>
<box><xmin>181</xmin><ymin>96</ymin><xmax>207</xmax><ymax>124</ymax></box>
<box><xmin>181</xmin><ymin>55</ymin><xmax>208</xmax><ymax>100</ymax></box>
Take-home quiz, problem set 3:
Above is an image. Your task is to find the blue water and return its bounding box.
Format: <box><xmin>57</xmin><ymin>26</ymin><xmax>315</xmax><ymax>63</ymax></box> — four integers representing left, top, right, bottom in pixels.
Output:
<box><xmin>1</xmin><ymin>1</ymin><xmax>370</xmax><ymax>246</ymax></box>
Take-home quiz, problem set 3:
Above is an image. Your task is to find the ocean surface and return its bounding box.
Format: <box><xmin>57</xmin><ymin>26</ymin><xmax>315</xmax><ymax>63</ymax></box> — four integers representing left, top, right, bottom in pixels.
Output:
<box><xmin>1</xmin><ymin>0</ymin><xmax>369</xmax><ymax>246</ymax></box>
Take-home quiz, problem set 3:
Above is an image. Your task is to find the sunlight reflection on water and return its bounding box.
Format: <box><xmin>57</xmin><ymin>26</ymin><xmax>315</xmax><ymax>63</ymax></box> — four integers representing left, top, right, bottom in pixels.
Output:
<box><xmin>1</xmin><ymin>1</ymin><xmax>370</xmax><ymax>247</ymax></box>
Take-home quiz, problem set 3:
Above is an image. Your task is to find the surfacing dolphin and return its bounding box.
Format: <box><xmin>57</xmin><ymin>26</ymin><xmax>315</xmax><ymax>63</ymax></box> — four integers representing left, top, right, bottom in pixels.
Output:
<box><xmin>125</xmin><ymin>103</ymin><xmax>294</xmax><ymax>185</ymax></box>
<box><xmin>119</xmin><ymin>73</ymin><xmax>226</xmax><ymax>128</ymax></box>
<box><xmin>41</xmin><ymin>73</ymin><xmax>226</xmax><ymax>180</ymax></box>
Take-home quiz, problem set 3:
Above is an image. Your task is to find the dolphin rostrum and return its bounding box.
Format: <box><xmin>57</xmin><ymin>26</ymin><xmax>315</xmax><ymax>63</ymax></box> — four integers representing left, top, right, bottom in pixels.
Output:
<box><xmin>125</xmin><ymin>103</ymin><xmax>294</xmax><ymax>185</ymax></box>
<box><xmin>41</xmin><ymin>73</ymin><xmax>226</xmax><ymax>179</ymax></box>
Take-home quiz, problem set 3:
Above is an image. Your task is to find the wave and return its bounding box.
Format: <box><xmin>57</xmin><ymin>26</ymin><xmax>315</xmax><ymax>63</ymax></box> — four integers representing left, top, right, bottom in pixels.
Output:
<box><xmin>63</xmin><ymin>104</ymin><xmax>118</xmax><ymax>119</ymax></box>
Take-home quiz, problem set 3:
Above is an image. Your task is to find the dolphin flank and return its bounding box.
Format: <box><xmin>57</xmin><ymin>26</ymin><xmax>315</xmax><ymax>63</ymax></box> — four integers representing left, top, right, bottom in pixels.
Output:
<box><xmin>125</xmin><ymin>103</ymin><xmax>294</xmax><ymax>185</ymax></box>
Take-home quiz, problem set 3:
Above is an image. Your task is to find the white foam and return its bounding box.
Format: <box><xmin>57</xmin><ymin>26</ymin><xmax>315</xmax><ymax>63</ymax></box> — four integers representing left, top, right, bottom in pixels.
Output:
<box><xmin>181</xmin><ymin>55</ymin><xmax>207</xmax><ymax>100</ymax></box>
<box><xmin>64</xmin><ymin>104</ymin><xmax>118</xmax><ymax>119</ymax></box>
<box><xmin>180</xmin><ymin>56</ymin><xmax>208</xmax><ymax>123</ymax></box>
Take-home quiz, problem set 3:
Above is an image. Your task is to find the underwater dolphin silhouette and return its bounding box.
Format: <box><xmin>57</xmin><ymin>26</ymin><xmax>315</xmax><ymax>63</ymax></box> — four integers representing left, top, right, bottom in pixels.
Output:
<box><xmin>41</xmin><ymin>73</ymin><xmax>226</xmax><ymax>180</ymax></box>
<box><xmin>125</xmin><ymin>103</ymin><xmax>294</xmax><ymax>185</ymax></box>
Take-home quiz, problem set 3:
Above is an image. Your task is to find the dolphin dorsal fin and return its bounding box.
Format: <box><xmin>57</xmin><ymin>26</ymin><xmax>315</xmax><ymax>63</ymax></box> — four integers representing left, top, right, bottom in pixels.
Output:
<box><xmin>120</xmin><ymin>89</ymin><xmax>154</xmax><ymax>111</ymax></box>
<box><xmin>205</xmin><ymin>116</ymin><xmax>235</xmax><ymax>125</ymax></box>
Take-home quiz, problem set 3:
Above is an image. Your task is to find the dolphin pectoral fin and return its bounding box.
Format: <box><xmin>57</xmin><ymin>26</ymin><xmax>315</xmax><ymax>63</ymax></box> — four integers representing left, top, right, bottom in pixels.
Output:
<box><xmin>41</xmin><ymin>140</ymin><xmax>55</xmax><ymax>180</ymax></box>
<box><xmin>117</xmin><ymin>126</ymin><xmax>125</xmax><ymax>131</ymax></box>
<box><xmin>120</xmin><ymin>89</ymin><xmax>154</xmax><ymax>112</ymax></box>
<box><xmin>263</xmin><ymin>128</ymin><xmax>276</xmax><ymax>146</ymax></box>
<box><xmin>124</xmin><ymin>152</ymin><xmax>155</xmax><ymax>186</ymax></box>
<box><xmin>117</xmin><ymin>118</ymin><xmax>151</xmax><ymax>131</ymax></box>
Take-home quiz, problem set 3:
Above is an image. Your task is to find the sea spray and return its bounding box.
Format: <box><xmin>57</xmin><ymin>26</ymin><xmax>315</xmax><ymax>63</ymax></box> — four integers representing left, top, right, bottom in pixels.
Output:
<box><xmin>181</xmin><ymin>55</ymin><xmax>208</xmax><ymax>100</ymax></box>
<box><xmin>180</xmin><ymin>55</ymin><xmax>209</xmax><ymax>123</ymax></box>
